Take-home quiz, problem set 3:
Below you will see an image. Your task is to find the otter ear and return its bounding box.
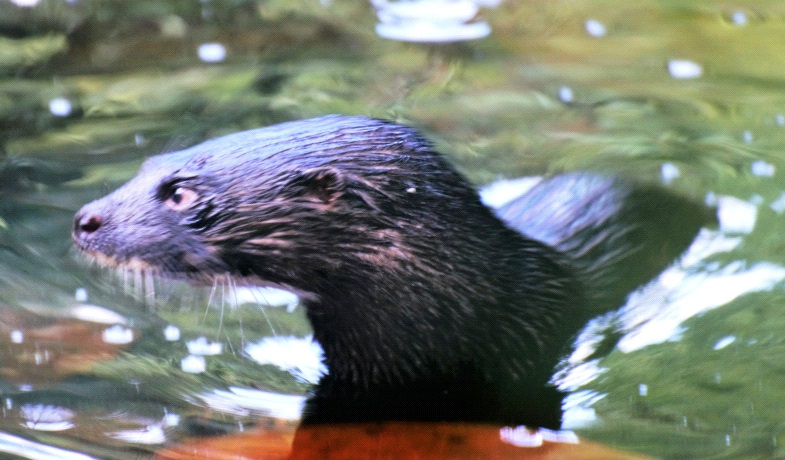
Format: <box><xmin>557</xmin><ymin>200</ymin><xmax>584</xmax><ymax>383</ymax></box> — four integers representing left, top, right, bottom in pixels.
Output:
<box><xmin>284</xmin><ymin>167</ymin><xmax>346</xmax><ymax>204</ymax></box>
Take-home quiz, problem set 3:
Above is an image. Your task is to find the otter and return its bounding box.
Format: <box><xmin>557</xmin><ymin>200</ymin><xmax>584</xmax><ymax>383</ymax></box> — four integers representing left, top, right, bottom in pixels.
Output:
<box><xmin>72</xmin><ymin>115</ymin><xmax>711</xmax><ymax>429</ymax></box>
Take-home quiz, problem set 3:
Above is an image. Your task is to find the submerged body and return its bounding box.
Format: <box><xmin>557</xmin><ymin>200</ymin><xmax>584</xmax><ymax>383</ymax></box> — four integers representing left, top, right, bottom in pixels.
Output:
<box><xmin>73</xmin><ymin>115</ymin><xmax>710</xmax><ymax>429</ymax></box>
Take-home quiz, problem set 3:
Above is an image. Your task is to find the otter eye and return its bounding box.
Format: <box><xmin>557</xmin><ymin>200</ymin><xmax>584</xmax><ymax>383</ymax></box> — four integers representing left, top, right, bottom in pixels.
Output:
<box><xmin>164</xmin><ymin>186</ymin><xmax>199</xmax><ymax>211</ymax></box>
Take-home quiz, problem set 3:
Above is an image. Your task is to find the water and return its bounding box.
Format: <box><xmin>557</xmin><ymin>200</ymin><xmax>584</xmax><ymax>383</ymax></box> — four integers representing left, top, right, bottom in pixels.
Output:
<box><xmin>3</xmin><ymin>0</ymin><xmax>785</xmax><ymax>458</ymax></box>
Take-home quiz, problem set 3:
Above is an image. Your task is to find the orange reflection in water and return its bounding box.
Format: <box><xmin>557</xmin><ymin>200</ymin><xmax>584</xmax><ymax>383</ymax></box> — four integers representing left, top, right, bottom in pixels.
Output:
<box><xmin>0</xmin><ymin>307</ymin><xmax>132</xmax><ymax>385</ymax></box>
<box><xmin>156</xmin><ymin>422</ymin><xmax>650</xmax><ymax>460</ymax></box>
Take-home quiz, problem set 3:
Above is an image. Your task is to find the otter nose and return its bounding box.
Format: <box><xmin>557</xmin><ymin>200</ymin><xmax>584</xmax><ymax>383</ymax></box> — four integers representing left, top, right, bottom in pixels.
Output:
<box><xmin>73</xmin><ymin>207</ymin><xmax>105</xmax><ymax>240</ymax></box>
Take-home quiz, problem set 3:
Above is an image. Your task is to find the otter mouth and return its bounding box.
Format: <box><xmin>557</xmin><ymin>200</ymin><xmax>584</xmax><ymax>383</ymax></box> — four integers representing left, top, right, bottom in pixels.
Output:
<box><xmin>75</xmin><ymin>245</ymin><xmax>315</xmax><ymax>305</ymax></box>
<box><xmin>76</xmin><ymin>248</ymin><xmax>313</xmax><ymax>312</ymax></box>
<box><xmin>77</xmin><ymin>248</ymin><xmax>157</xmax><ymax>273</ymax></box>
<box><xmin>72</xmin><ymin>247</ymin><xmax>163</xmax><ymax>304</ymax></box>
<box><xmin>75</xmin><ymin>247</ymin><xmax>204</xmax><ymax>287</ymax></box>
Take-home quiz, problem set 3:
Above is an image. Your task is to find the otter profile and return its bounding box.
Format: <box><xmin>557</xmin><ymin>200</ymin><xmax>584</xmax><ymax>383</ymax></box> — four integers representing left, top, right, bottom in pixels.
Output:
<box><xmin>73</xmin><ymin>115</ymin><xmax>710</xmax><ymax>429</ymax></box>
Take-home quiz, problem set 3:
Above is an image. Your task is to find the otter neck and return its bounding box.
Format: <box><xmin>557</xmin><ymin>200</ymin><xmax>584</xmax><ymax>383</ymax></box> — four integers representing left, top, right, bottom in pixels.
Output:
<box><xmin>297</xmin><ymin>246</ymin><xmax>574</xmax><ymax>428</ymax></box>
<box><xmin>299</xmin><ymin>234</ymin><xmax>575</xmax><ymax>393</ymax></box>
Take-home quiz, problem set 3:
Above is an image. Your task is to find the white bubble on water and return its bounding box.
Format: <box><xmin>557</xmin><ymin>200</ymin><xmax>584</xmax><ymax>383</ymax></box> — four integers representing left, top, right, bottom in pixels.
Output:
<box><xmin>10</xmin><ymin>330</ymin><xmax>23</xmax><ymax>344</ymax></box>
<box><xmin>661</xmin><ymin>162</ymin><xmax>680</xmax><ymax>184</ymax></box>
<box><xmin>668</xmin><ymin>59</ymin><xmax>702</xmax><ymax>79</ymax></box>
<box><xmin>102</xmin><ymin>325</ymin><xmax>134</xmax><ymax>345</ymax></box>
<box><xmin>751</xmin><ymin>160</ymin><xmax>775</xmax><ymax>177</ymax></box>
<box><xmin>731</xmin><ymin>10</ymin><xmax>748</xmax><ymax>26</ymax></box>
<box><xmin>558</xmin><ymin>86</ymin><xmax>574</xmax><ymax>103</ymax></box>
<box><xmin>75</xmin><ymin>288</ymin><xmax>88</xmax><ymax>302</ymax></box>
<box><xmin>181</xmin><ymin>355</ymin><xmax>206</xmax><ymax>373</ymax></box>
<box><xmin>163</xmin><ymin>325</ymin><xmax>181</xmax><ymax>341</ymax></box>
<box><xmin>9</xmin><ymin>0</ymin><xmax>40</xmax><ymax>7</ymax></box>
<box><xmin>585</xmin><ymin>19</ymin><xmax>606</xmax><ymax>37</ymax></box>
<box><xmin>713</xmin><ymin>335</ymin><xmax>736</xmax><ymax>350</ymax></box>
<box><xmin>49</xmin><ymin>97</ymin><xmax>73</xmax><ymax>117</ymax></box>
<box><xmin>186</xmin><ymin>336</ymin><xmax>223</xmax><ymax>355</ymax></box>
<box><xmin>197</xmin><ymin>43</ymin><xmax>227</xmax><ymax>63</ymax></box>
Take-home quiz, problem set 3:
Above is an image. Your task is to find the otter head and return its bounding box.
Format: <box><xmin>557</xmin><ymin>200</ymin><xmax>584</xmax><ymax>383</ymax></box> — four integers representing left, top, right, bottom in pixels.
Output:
<box><xmin>72</xmin><ymin>116</ymin><xmax>481</xmax><ymax>301</ymax></box>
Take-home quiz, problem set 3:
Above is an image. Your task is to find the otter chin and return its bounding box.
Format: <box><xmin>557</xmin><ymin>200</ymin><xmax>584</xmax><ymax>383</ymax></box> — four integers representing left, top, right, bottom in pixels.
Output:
<box><xmin>73</xmin><ymin>115</ymin><xmax>712</xmax><ymax>429</ymax></box>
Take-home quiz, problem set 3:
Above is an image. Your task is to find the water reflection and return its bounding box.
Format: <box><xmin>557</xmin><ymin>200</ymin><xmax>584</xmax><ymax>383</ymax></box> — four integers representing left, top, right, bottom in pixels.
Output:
<box><xmin>199</xmin><ymin>387</ymin><xmax>305</xmax><ymax>421</ymax></box>
<box><xmin>245</xmin><ymin>336</ymin><xmax>325</xmax><ymax>384</ymax></box>
<box><xmin>109</xmin><ymin>424</ymin><xmax>167</xmax><ymax>445</ymax></box>
<box><xmin>21</xmin><ymin>404</ymin><xmax>74</xmax><ymax>431</ymax></box>
<box><xmin>0</xmin><ymin>432</ymin><xmax>98</xmax><ymax>460</ymax></box>
<box><xmin>562</xmin><ymin>195</ymin><xmax>785</xmax><ymax>369</ymax></box>
<box><xmin>372</xmin><ymin>0</ymin><xmax>496</xmax><ymax>42</ymax></box>
<box><xmin>228</xmin><ymin>286</ymin><xmax>299</xmax><ymax>311</ymax></box>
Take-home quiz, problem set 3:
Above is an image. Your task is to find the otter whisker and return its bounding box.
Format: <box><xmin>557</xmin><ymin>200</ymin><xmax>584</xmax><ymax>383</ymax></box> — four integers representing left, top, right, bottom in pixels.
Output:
<box><xmin>132</xmin><ymin>267</ymin><xmax>143</xmax><ymax>300</ymax></box>
<box><xmin>216</xmin><ymin>276</ymin><xmax>227</xmax><ymax>339</ymax></box>
<box><xmin>226</xmin><ymin>276</ymin><xmax>247</xmax><ymax>350</ymax></box>
<box><xmin>256</xmin><ymin>291</ymin><xmax>279</xmax><ymax>338</ymax></box>
<box><xmin>117</xmin><ymin>266</ymin><xmax>130</xmax><ymax>294</ymax></box>
<box><xmin>144</xmin><ymin>269</ymin><xmax>156</xmax><ymax>306</ymax></box>
<box><xmin>205</xmin><ymin>277</ymin><xmax>219</xmax><ymax>323</ymax></box>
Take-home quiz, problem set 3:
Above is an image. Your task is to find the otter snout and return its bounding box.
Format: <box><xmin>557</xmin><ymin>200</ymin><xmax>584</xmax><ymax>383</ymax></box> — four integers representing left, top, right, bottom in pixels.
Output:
<box><xmin>73</xmin><ymin>202</ymin><xmax>106</xmax><ymax>243</ymax></box>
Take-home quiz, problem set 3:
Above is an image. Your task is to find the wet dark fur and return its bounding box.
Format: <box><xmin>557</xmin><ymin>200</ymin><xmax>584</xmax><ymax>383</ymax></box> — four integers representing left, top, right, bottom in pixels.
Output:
<box><xmin>73</xmin><ymin>115</ymin><xmax>710</xmax><ymax>429</ymax></box>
